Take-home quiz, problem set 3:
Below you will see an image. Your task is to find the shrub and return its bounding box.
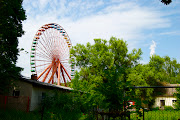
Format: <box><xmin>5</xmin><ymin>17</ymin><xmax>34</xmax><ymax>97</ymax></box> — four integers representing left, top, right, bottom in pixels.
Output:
<box><xmin>164</xmin><ymin>106</ymin><xmax>174</xmax><ymax>111</ymax></box>
<box><xmin>41</xmin><ymin>91</ymin><xmax>83</xmax><ymax>120</ymax></box>
<box><xmin>151</xmin><ymin>107</ymin><xmax>159</xmax><ymax>111</ymax></box>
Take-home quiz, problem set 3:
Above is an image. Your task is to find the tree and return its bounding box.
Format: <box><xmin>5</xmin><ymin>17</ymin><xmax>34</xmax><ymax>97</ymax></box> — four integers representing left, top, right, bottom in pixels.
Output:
<box><xmin>70</xmin><ymin>37</ymin><xmax>142</xmax><ymax>118</ymax></box>
<box><xmin>0</xmin><ymin>0</ymin><xmax>26</xmax><ymax>94</ymax></box>
<box><xmin>149</xmin><ymin>55</ymin><xmax>180</xmax><ymax>83</ymax></box>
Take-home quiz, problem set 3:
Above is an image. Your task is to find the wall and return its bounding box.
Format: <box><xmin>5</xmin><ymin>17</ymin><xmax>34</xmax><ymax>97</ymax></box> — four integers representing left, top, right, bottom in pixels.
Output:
<box><xmin>30</xmin><ymin>85</ymin><xmax>54</xmax><ymax>111</ymax></box>
<box><xmin>0</xmin><ymin>80</ymin><xmax>32</xmax><ymax>112</ymax></box>
<box><xmin>153</xmin><ymin>97</ymin><xmax>177</xmax><ymax>108</ymax></box>
<box><xmin>8</xmin><ymin>80</ymin><xmax>33</xmax><ymax>97</ymax></box>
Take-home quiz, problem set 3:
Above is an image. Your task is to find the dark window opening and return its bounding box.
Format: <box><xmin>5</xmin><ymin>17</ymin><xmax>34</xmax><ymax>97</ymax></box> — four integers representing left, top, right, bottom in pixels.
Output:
<box><xmin>160</xmin><ymin>100</ymin><xmax>165</xmax><ymax>107</ymax></box>
<box><xmin>42</xmin><ymin>92</ymin><xmax>46</xmax><ymax>100</ymax></box>
<box><xmin>13</xmin><ymin>90</ymin><xmax>20</xmax><ymax>97</ymax></box>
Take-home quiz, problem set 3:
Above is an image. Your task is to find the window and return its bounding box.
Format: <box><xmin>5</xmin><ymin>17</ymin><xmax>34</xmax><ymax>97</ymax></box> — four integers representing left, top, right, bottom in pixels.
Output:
<box><xmin>13</xmin><ymin>90</ymin><xmax>20</xmax><ymax>97</ymax></box>
<box><xmin>160</xmin><ymin>100</ymin><xmax>165</xmax><ymax>107</ymax></box>
<box><xmin>42</xmin><ymin>92</ymin><xmax>46</xmax><ymax>100</ymax></box>
<box><xmin>172</xmin><ymin>100</ymin><xmax>177</xmax><ymax>103</ymax></box>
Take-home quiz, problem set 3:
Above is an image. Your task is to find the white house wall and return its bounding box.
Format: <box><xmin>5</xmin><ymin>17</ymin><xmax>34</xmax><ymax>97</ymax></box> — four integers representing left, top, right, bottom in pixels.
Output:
<box><xmin>153</xmin><ymin>97</ymin><xmax>177</xmax><ymax>108</ymax></box>
<box><xmin>30</xmin><ymin>86</ymin><xmax>54</xmax><ymax>111</ymax></box>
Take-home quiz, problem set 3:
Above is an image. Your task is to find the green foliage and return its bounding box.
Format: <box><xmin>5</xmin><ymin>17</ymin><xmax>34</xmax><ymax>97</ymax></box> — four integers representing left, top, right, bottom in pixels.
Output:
<box><xmin>174</xmin><ymin>88</ymin><xmax>180</xmax><ymax>110</ymax></box>
<box><xmin>0</xmin><ymin>56</ymin><xmax>22</xmax><ymax>94</ymax></box>
<box><xmin>71</xmin><ymin>37</ymin><xmax>180</xmax><ymax>118</ymax></box>
<box><xmin>0</xmin><ymin>0</ymin><xmax>26</xmax><ymax>94</ymax></box>
<box><xmin>42</xmin><ymin>91</ymin><xmax>83</xmax><ymax>120</ymax></box>
<box><xmin>164</xmin><ymin>106</ymin><xmax>174</xmax><ymax>111</ymax></box>
<box><xmin>131</xmin><ymin>110</ymin><xmax>180</xmax><ymax>120</ymax></box>
<box><xmin>0</xmin><ymin>109</ymin><xmax>40</xmax><ymax>120</ymax></box>
<box><xmin>151</xmin><ymin>107</ymin><xmax>159</xmax><ymax>111</ymax></box>
<box><xmin>149</xmin><ymin>55</ymin><xmax>180</xmax><ymax>84</ymax></box>
<box><xmin>0</xmin><ymin>0</ymin><xmax>26</xmax><ymax>62</ymax></box>
<box><xmin>71</xmin><ymin>37</ymin><xmax>142</xmax><ymax>116</ymax></box>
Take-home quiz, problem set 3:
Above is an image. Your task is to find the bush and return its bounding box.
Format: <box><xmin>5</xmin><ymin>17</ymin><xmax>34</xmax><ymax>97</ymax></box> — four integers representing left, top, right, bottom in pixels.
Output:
<box><xmin>174</xmin><ymin>88</ymin><xmax>180</xmax><ymax>110</ymax></box>
<box><xmin>151</xmin><ymin>107</ymin><xmax>159</xmax><ymax>111</ymax></box>
<box><xmin>41</xmin><ymin>91</ymin><xmax>83</xmax><ymax>120</ymax></box>
<box><xmin>164</xmin><ymin>106</ymin><xmax>174</xmax><ymax>111</ymax></box>
<box><xmin>0</xmin><ymin>109</ymin><xmax>40</xmax><ymax>120</ymax></box>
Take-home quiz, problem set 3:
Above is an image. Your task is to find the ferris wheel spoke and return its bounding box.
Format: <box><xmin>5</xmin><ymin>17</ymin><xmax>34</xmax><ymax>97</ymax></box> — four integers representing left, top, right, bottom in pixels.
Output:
<box><xmin>52</xmin><ymin>33</ymin><xmax>60</xmax><ymax>57</ymax></box>
<box><xmin>48</xmin><ymin>61</ymin><xmax>59</xmax><ymax>83</ymax></box>
<box><xmin>34</xmin><ymin>59</ymin><xmax>52</xmax><ymax>62</ymax></box>
<box><xmin>58</xmin><ymin>62</ymin><xmax>61</xmax><ymax>85</ymax></box>
<box><xmin>61</xmin><ymin>62</ymin><xmax>69</xmax><ymax>64</ymax></box>
<box><xmin>36</xmin><ymin>46</ymin><xmax>53</xmax><ymax>59</ymax></box>
<box><xmin>43</xmin><ymin>30</ymin><xmax>55</xmax><ymax>56</ymax></box>
<box><xmin>42</xmin><ymin>66</ymin><xmax>52</xmax><ymax>82</ymax></box>
<box><xmin>61</xmin><ymin>63</ymin><xmax>71</xmax><ymax>81</ymax></box>
<box><xmin>36</xmin><ymin>63</ymin><xmax>52</xmax><ymax>67</ymax></box>
<box><xmin>37</xmin><ymin>37</ymin><xmax>54</xmax><ymax>57</ymax></box>
<box><xmin>41</xmin><ymin>32</ymin><xmax>54</xmax><ymax>54</ymax></box>
<box><xmin>36</xmin><ymin>52</ymin><xmax>52</xmax><ymax>60</ymax></box>
<box><xmin>38</xmin><ymin>38</ymin><xmax>54</xmax><ymax>58</ymax></box>
<box><xmin>60</xmin><ymin>57</ymin><xmax>70</xmax><ymax>61</ymax></box>
<box><xmin>58</xmin><ymin>38</ymin><xmax>66</xmax><ymax>55</ymax></box>
<box><xmin>61</xmin><ymin>66</ymin><xmax>67</xmax><ymax>86</ymax></box>
<box><xmin>37</xmin><ymin>63</ymin><xmax>52</xmax><ymax>80</ymax></box>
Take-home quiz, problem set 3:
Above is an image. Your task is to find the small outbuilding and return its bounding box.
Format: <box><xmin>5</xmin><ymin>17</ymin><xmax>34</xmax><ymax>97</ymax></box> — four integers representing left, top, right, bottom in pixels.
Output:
<box><xmin>0</xmin><ymin>77</ymin><xmax>72</xmax><ymax>112</ymax></box>
<box><xmin>153</xmin><ymin>84</ymin><xmax>180</xmax><ymax>109</ymax></box>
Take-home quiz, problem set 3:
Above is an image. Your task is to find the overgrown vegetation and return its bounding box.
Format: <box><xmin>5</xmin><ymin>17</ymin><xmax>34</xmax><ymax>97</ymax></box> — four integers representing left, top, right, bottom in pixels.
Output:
<box><xmin>70</xmin><ymin>37</ymin><xmax>180</xmax><ymax>119</ymax></box>
<box><xmin>174</xmin><ymin>88</ymin><xmax>180</xmax><ymax>110</ymax></box>
<box><xmin>0</xmin><ymin>109</ymin><xmax>40</xmax><ymax>120</ymax></box>
<box><xmin>131</xmin><ymin>110</ymin><xmax>180</xmax><ymax>120</ymax></box>
<box><xmin>41</xmin><ymin>91</ymin><xmax>86</xmax><ymax>120</ymax></box>
<box><xmin>0</xmin><ymin>0</ymin><xmax>26</xmax><ymax>94</ymax></box>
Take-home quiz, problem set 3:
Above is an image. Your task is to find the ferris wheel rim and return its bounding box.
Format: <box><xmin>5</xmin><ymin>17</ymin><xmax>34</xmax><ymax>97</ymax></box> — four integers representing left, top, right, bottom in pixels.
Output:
<box><xmin>30</xmin><ymin>23</ymin><xmax>75</xmax><ymax>86</ymax></box>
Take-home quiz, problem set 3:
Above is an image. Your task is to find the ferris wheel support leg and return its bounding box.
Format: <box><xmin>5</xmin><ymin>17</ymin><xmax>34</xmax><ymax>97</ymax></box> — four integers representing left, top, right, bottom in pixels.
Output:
<box><xmin>57</xmin><ymin>62</ymin><xmax>61</xmax><ymax>85</ymax></box>
<box><xmin>55</xmin><ymin>70</ymin><xmax>58</xmax><ymax>80</ymax></box>
<box><xmin>42</xmin><ymin>66</ymin><xmax>52</xmax><ymax>82</ymax></box>
<box><xmin>61</xmin><ymin>63</ymin><xmax>71</xmax><ymax>81</ymax></box>
<box><xmin>48</xmin><ymin>62</ymin><xmax>59</xmax><ymax>83</ymax></box>
<box><xmin>61</xmin><ymin>66</ymin><xmax>66</xmax><ymax>87</ymax></box>
<box><xmin>37</xmin><ymin>64</ymin><xmax>52</xmax><ymax>80</ymax></box>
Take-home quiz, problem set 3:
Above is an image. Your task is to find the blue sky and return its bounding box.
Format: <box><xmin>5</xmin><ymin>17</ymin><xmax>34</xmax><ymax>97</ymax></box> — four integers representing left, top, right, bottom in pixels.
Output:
<box><xmin>17</xmin><ymin>0</ymin><xmax>180</xmax><ymax>77</ymax></box>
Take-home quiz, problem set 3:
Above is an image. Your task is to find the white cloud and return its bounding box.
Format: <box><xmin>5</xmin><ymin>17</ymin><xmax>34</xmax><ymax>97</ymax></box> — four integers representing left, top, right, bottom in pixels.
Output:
<box><xmin>17</xmin><ymin>0</ymin><xmax>171</xmax><ymax>77</ymax></box>
<box><xmin>150</xmin><ymin>40</ymin><xmax>156</xmax><ymax>57</ymax></box>
<box><xmin>159</xmin><ymin>31</ymin><xmax>180</xmax><ymax>35</ymax></box>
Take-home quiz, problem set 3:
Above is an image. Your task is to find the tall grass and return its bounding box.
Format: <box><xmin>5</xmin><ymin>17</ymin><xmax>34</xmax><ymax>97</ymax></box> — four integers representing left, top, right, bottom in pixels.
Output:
<box><xmin>0</xmin><ymin>109</ymin><xmax>40</xmax><ymax>120</ymax></box>
<box><xmin>130</xmin><ymin>110</ymin><xmax>180</xmax><ymax>120</ymax></box>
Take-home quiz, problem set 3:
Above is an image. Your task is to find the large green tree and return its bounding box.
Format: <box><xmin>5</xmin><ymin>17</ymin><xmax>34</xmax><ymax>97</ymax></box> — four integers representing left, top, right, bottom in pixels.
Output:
<box><xmin>70</xmin><ymin>37</ymin><xmax>142</xmax><ymax>118</ymax></box>
<box><xmin>149</xmin><ymin>55</ymin><xmax>180</xmax><ymax>84</ymax></box>
<box><xmin>0</xmin><ymin>0</ymin><xmax>26</xmax><ymax>94</ymax></box>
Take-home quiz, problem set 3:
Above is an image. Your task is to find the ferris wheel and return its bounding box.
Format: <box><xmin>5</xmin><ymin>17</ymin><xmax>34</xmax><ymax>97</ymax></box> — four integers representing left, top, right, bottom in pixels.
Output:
<box><xmin>30</xmin><ymin>23</ymin><xmax>75</xmax><ymax>86</ymax></box>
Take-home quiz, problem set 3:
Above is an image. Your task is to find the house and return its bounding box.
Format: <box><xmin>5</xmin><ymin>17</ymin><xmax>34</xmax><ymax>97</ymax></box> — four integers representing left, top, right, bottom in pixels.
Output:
<box><xmin>0</xmin><ymin>76</ymin><xmax>72</xmax><ymax>112</ymax></box>
<box><xmin>153</xmin><ymin>84</ymin><xmax>180</xmax><ymax>109</ymax></box>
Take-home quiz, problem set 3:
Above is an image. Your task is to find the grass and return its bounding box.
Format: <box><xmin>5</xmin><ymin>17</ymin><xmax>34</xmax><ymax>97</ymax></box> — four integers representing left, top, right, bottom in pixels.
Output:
<box><xmin>0</xmin><ymin>109</ymin><xmax>41</xmax><ymax>120</ymax></box>
<box><xmin>130</xmin><ymin>110</ymin><xmax>180</xmax><ymax>120</ymax></box>
<box><xmin>1</xmin><ymin>108</ymin><xmax>180</xmax><ymax>120</ymax></box>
